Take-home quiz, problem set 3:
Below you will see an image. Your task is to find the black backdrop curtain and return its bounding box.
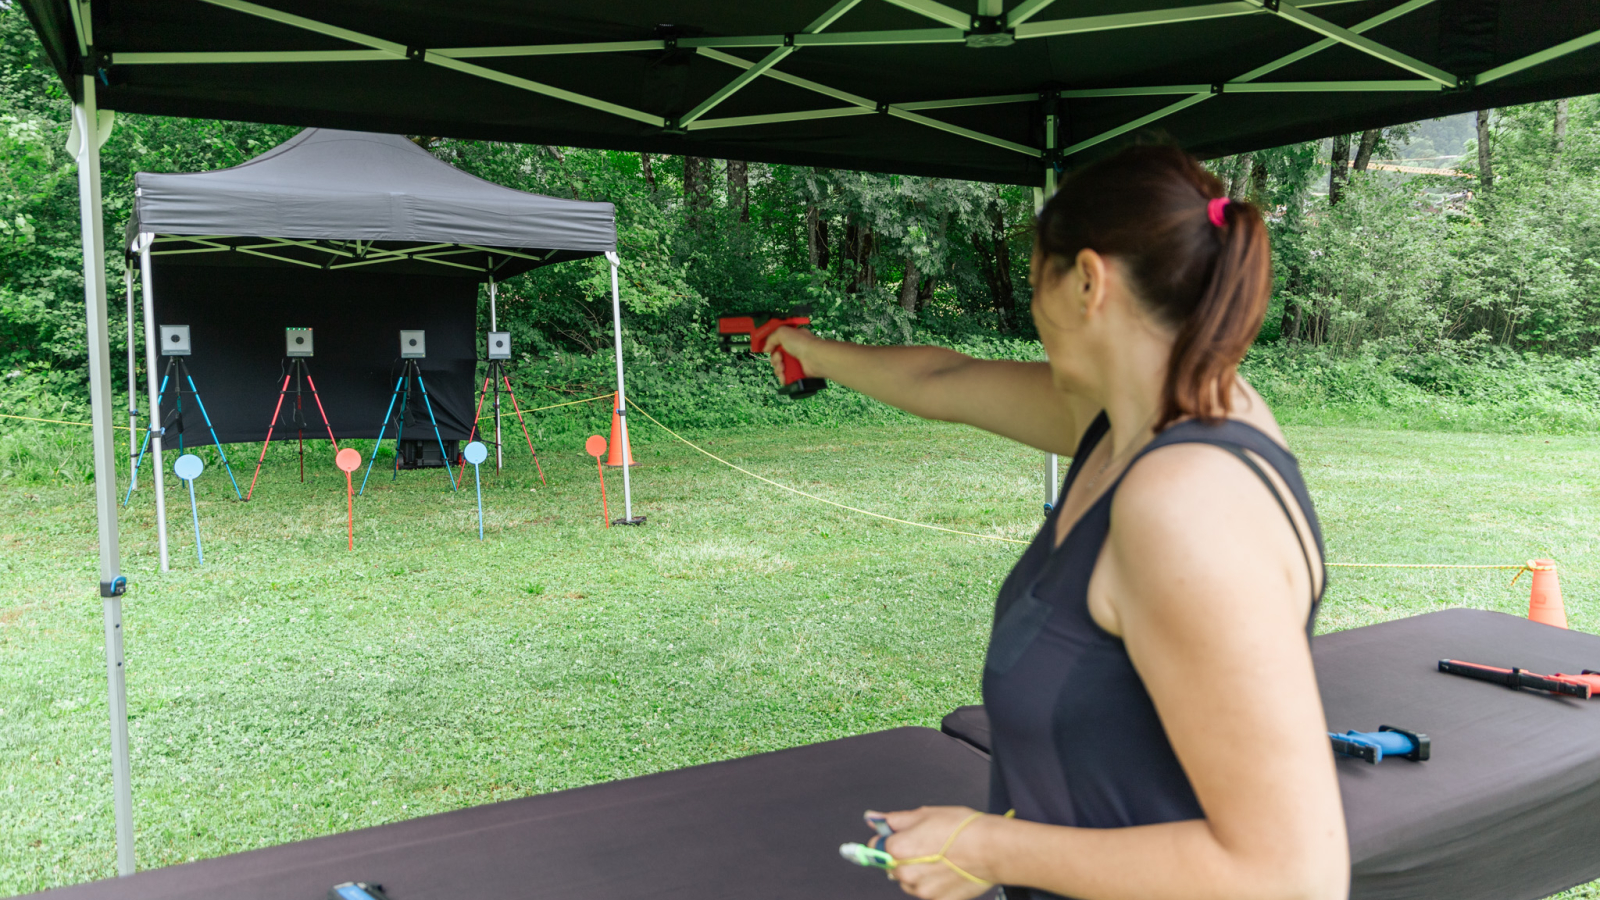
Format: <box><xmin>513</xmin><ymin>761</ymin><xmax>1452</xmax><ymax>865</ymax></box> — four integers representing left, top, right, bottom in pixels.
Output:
<box><xmin>150</xmin><ymin>265</ymin><xmax>476</xmax><ymax>446</ymax></box>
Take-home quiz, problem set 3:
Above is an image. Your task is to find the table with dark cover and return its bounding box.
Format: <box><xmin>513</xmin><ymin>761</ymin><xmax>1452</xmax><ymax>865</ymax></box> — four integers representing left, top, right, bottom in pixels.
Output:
<box><xmin>26</xmin><ymin>609</ymin><xmax>1600</xmax><ymax>900</ymax></box>
<box><xmin>26</xmin><ymin>727</ymin><xmax>988</xmax><ymax>900</ymax></box>
<box><xmin>943</xmin><ymin>609</ymin><xmax>1600</xmax><ymax>900</ymax></box>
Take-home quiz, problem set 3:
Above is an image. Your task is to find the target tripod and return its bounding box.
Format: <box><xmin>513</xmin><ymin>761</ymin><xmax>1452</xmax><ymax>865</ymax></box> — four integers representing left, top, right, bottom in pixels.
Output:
<box><xmin>124</xmin><ymin>355</ymin><xmax>242</xmax><ymax>505</ymax></box>
<box><xmin>360</xmin><ymin>358</ymin><xmax>458</xmax><ymax>495</ymax></box>
<box><xmin>247</xmin><ymin>357</ymin><xmax>339</xmax><ymax>501</ymax></box>
<box><xmin>456</xmin><ymin>359</ymin><xmax>545</xmax><ymax>485</ymax></box>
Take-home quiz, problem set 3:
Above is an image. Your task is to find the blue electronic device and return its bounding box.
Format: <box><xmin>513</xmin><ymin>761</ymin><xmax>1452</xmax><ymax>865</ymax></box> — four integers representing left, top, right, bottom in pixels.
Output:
<box><xmin>329</xmin><ymin>883</ymin><xmax>390</xmax><ymax>900</ymax></box>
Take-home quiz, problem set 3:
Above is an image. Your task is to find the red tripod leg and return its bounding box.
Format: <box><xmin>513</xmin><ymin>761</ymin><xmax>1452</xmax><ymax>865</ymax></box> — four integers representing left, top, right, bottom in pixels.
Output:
<box><xmin>246</xmin><ymin>373</ymin><xmax>293</xmax><ymax>501</ymax></box>
<box><xmin>503</xmin><ymin>374</ymin><xmax>545</xmax><ymax>484</ymax></box>
<box><xmin>458</xmin><ymin>375</ymin><xmax>491</xmax><ymax>486</ymax></box>
<box><xmin>303</xmin><ymin>373</ymin><xmax>340</xmax><ymax>451</ymax></box>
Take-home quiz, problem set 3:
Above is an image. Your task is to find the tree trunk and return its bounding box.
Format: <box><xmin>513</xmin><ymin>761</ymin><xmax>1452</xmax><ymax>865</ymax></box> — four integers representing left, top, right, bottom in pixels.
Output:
<box><xmin>1250</xmin><ymin>160</ymin><xmax>1268</xmax><ymax>207</ymax></box>
<box><xmin>1476</xmin><ymin>109</ymin><xmax>1495</xmax><ymax>192</ymax></box>
<box><xmin>725</xmin><ymin>159</ymin><xmax>749</xmax><ymax>223</ymax></box>
<box><xmin>1555</xmin><ymin>98</ymin><xmax>1569</xmax><ymax>156</ymax></box>
<box><xmin>1230</xmin><ymin>153</ymin><xmax>1253</xmax><ymax>200</ymax></box>
<box><xmin>640</xmin><ymin>153</ymin><xmax>655</xmax><ymax>191</ymax></box>
<box><xmin>683</xmin><ymin>156</ymin><xmax>712</xmax><ymax>226</ymax></box>
<box><xmin>1353</xmin><ymin>129</ymin><xmax>1379</xmax><ymax>172</ymax></box>
<box><xmin>1328</xmin><ymin>134</ymin><xmax>1350</xmax><ymax>205</ymax></box>
<box><xmin>990</xmin><ymin>202</ymin><xmax>1013</xmax><ymax>317</ymax></box>
<box><xmin>972</xmin><ymin>200</ymin><xmax>1015</xmax><ymax>322</ymax></box>
<box><xmin>899</xmin><ymin>257</ymin><xmax>920</xmax><ymax>313</ymax></box>
<box><xmin>806</xmin><ymin>206</ymin><xmax>830</xmax><ymax>271</ymax></box>
<box><xmin>841</xmin><ymin>216</ymin><xmax>876</xmax><ymax>292</ymax></box>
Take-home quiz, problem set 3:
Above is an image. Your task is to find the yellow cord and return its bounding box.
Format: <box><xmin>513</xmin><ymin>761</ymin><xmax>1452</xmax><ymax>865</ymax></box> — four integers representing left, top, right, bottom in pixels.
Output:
<box><xmin>626</xmin><ymin>399</ymin><xmax>1030</xmax><ymax>546</ymax></box>
<box><xmin>890</xmin><ymin>811</ymin><xmax>993</xmax><ymax>885</ymax></box>
<box><xmin>474</xmin><ymin>392</ymin><xmax>614</xmax><ymax>418</ymax></box>
<box><xmin>0</xmin><ymin>412</ymin><xmax>132</xmax><ymax>431</ymax></box>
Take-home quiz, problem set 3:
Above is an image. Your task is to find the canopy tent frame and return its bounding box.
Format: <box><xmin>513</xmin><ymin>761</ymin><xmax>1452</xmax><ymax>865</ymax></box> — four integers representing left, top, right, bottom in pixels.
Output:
<box><xmin>39</xmin><ymin>0</ymin><xmax>1600</xmax><ymax>879</ymax></box>
<box><xmin>94</xmin><ymin>0</ymin><xmax>1600</xmax><ymax>174</ymax></box>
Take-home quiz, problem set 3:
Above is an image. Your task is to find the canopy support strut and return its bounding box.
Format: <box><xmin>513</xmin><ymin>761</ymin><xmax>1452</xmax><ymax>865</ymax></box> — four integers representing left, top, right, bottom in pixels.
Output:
<box><xmin>137</xmin><ymin>234</ymin><xmax>171</xmax><ymax>571</ymax></box>
<box><xmin>74</xmin><ymin>70</ymin><xmax>135</xmax><ymax>877</ymax></box>
<box><xmin>607</xmin><ymin>251</ymin><xmax>636</xmax><ymax>523</ymax></box>
<box><xmin>1042</xmin><ymin>108</ymin><xmax>1060</xmax><ymax>514</ymax></box>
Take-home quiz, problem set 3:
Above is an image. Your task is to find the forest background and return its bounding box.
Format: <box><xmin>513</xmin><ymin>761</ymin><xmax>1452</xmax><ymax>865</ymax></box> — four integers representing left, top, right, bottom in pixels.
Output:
<box><xmin>4</xmin><ymin>6</ymin><xmax>1600</xmax><ymax>478</ymax></box>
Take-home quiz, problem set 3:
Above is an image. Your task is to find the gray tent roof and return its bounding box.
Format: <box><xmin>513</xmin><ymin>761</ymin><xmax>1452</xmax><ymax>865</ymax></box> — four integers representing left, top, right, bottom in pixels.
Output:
<box><xmin>127</xmin><ymin>129</ymin><xmax>617</xmax><ymax>278</ymax></box>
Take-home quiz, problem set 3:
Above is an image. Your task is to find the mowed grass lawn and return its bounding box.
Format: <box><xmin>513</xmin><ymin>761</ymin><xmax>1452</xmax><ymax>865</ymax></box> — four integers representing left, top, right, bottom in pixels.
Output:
<box><xmin>2</xmin><ymin>416</ymin><xmax>1598</xmax><ymax>897</ymax></box>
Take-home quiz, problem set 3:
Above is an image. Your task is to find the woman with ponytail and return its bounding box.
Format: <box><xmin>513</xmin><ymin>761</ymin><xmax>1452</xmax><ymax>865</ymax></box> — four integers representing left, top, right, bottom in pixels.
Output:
<box><xmin>764</xmin><ymin>145</ymin><xmax>1346</xmax><ymax>900</ymax></box>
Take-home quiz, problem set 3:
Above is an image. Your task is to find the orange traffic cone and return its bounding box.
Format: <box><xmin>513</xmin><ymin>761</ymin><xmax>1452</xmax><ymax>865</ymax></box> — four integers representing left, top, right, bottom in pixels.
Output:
<box><xmin>1526</xmin><ymin>559</ymin><xmax>1568</xmax><ymax>629</ymax></box>
<box><xmin>605</xmin><ymin>399</ymin><xmax>636</xmax><ymax>468</ymax></box>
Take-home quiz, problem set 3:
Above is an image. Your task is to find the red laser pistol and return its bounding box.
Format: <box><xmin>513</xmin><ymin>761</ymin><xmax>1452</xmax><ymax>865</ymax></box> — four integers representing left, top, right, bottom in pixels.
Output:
<box><xmin>717</xmin><ymin>308</ymin><xmax>827</xmax><ymax>398</ymax></box>
<box><xmin>1437</xmin><ymin>659</ymin><xmax>1594</xmax><ymax>699</ymax></box>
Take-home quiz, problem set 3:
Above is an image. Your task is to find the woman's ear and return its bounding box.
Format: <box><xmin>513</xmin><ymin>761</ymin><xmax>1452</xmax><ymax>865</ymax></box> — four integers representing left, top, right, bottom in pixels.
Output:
<box><xmin>1076</xmin><ymin>248</ymin><xmax>1110</xmax><ymax>318</ymax></box>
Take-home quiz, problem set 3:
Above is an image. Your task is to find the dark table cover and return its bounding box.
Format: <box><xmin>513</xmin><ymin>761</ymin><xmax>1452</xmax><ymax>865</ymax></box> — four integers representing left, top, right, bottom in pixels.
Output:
<box><xmin>24</xmin><ymin>609</ymin><xmax>1600</xmax><ymax>900</ymax></box>
<box><xmin>942</xmin><ymin>609</ymin><xmax>1600</xmax><ymax>900</ymax></box>
<box><xmin>25</xmin><ymin>727</ymin><xmax>988</xmax><ymax>900</ymax></box>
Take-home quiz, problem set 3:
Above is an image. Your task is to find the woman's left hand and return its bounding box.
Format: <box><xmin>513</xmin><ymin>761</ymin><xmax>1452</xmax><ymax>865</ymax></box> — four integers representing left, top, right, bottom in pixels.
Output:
<box><xmin>875</xmin><ymin>806</ymin><xmax>998</xmax><ymax>900</ymax></box>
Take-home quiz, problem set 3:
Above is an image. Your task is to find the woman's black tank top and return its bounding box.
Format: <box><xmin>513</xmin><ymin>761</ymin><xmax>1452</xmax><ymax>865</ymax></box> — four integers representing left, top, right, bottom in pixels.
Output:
<box><xmin>982</xmin><ymin>413</ymin><xmax>1326</xmax><ymax>900</ymax></box>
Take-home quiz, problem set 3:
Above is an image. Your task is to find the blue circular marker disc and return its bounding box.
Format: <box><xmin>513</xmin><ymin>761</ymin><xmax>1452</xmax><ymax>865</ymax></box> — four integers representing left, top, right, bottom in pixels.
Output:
<box><xmin>464</xmin><ymin>441</ymin><xmax>488</xmax><ymax>465</ymax></box>
<box><xmin>173</xmin><ymin>454</ymin><xmax>204</xmax><ymax>481</ymax></box>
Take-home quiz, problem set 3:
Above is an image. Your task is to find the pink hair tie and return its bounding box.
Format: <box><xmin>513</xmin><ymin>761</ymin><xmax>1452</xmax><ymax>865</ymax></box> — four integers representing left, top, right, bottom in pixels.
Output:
<box><xmin>1207</xmin><ymin>196</ymin><xmax>1231</xmax><ymax>228</ymax></box>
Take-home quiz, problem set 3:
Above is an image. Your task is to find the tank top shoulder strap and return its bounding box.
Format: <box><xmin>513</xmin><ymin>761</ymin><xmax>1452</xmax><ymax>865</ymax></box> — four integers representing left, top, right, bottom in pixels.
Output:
<box><xmin>1131</xmin><ymin>419</ymin><xmax>1327</xmax><ymax>605</ymax></box>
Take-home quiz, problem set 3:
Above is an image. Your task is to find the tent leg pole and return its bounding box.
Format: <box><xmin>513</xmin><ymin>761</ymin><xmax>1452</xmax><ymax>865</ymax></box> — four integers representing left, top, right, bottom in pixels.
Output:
<box><xmin>607</xmin><ymin>252</ymin><xmax>632</xmax><ymax>522</ymax></box>
<box><xmin>1042</xmin><ymin>111</ymin><xmax>1059</xmax><ymax>515</ymax></box>
<box><xmin>489</xmin><ymin>278</ymin><xmax>502</xmax><ymax>471</ymax></box>
<box><xmin>139</xmin><ymin>234</ymin><xmax>169</xmax><ymax>571</ymax></box>
<box><xmin>75</xmin><ymin>75</ymin><xmax>135</xmax><ymax>878</ymax></box>
<box><xmin>125</xmin><ymin>265</ymin><xmax>138</xmax><ymax>493</ymax></box>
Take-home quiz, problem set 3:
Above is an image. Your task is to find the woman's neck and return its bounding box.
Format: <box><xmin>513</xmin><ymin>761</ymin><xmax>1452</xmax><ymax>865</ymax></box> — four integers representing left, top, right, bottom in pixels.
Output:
<box><xmin>1087</xmin><ymin>326</ymin><xmax>1171</xmax><ymax>456</ymax></box>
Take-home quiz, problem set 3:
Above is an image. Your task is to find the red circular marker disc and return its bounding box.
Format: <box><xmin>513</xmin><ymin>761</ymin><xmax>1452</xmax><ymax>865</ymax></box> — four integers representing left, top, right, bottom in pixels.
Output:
<box><xmin>335</xmin><ymin>447</ymin><xmax>362</xmax><ymax>473</ymax></box>
<box><xmin>585</xmin><ymin>435</ymin><xmax>607</xmax><ymax>458</ymax></box>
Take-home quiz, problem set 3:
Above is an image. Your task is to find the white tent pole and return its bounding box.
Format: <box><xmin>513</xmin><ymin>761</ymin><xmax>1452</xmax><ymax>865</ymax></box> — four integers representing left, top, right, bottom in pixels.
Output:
<box><xmin>72</xmin><ymin>72</ymin><xmax>135</xmax><ymax>877</ymax></box>
<box><xmin>489</xmin><ymin>274</ymin><xmax>501</xmax><ymax>471</ymax></box>
<box><xmin>125</xmin><ymin>261</ymin><xmax>138</xmax><ymax>492</ymax></box>
<box><xmin>138</xmin><ymin>234</ymin><xmax>170</xmax><ymax>571</ymax></box>
<box><xmin>1043</xmin><ymin>111</ymin><xmax>1060</xmax><ymax>513</ymax></box>
<box><xmin>606</xmin><ymin>251</ymin><xmax>632</xmax><ymax>521</ymax></box>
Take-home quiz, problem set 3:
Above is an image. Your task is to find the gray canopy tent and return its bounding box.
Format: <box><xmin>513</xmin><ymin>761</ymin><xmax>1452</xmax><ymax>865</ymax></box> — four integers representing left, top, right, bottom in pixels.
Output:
<box><xmin>20</xmin><ymin>0</ymin><xmax>1600</xmax><ymax>880</ymax></box>
<box><xmin>119</xmin><ymin>127</ymin><xmax>627</xmax><ymax>572</ymax></box>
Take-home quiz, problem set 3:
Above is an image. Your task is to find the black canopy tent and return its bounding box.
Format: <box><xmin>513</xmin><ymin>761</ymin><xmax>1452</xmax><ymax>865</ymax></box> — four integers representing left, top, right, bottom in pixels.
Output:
<box><xmin>119</xmin><ymin>127</ymin><xmax>628</xmax><ymax>573</ymax></box>
<box><xmin>19</xmin><ymin>0</ymin><xmax>1600</xmax><ymax>884</ymax></box>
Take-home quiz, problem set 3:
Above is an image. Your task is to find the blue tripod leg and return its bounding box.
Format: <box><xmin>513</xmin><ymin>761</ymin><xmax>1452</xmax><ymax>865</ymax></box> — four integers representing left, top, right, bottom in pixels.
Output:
<box><xmin>391</xmin><ymin>372</ymin><xmax>410</xmax><ymax>482</ymax></box>
<box><xmin>186</xmin><ymin>373</ymin><xmax>242</xmax><ymax>500</ymax></box>
<box><xmin>124</xmin><ymin>373</ymin><xmax>170</xmax><ymax>507</ymax></box>
<box><xmin>359</xmin><ymin>374</ymin><xmax>405</xmax><ymax>496</ymax></box>
<box><xmin>415</xmin><ymin>371</ymin><xmax>457</xmax><ymax>491</ymax></box>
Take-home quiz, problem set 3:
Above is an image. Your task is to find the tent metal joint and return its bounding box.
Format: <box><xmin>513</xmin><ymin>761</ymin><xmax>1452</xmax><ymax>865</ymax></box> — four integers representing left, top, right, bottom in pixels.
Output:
<box><xmin>406</xmin><ymin>46</ymin><xmax>426</xmax><ymax>62</ymax></box>
<box><xmin>783</xmin><ymin>32</ymin><xmax>795</xmax><ymax>47</ymax></box>
<box><xmin>101</xmin><ymin>575</ymin><xmax>127</xmax><ymax>598</ymax></box>
<box><xmin>965</xmin><ymin>16</ymin><xmax>1014</xmax><ymax>47</ymax></box>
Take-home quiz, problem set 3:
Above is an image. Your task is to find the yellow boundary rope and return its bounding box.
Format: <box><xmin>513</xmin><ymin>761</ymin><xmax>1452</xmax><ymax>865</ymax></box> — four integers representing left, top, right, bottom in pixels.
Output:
<box><xmin>627</xmin><ymin>398</ymin><xmax>1030</xmax><ymax>546</ymax></box>
<box><xmin>626</xmin><ymin>400</ymin><xmax>1564</xmax><ymax>574</ymax></box>
<box><xmin>0</xmin><ymin>412</ymin><xmax>131</xmax><ymax>431</ymax></box>
<box><xmin>0</xmin><ymin>402</ymin><xmax>1570</xmax><ymax>577</ymax></box>
<box><xmin>472</xmin><ymin>392</ymin><xmax>613</xmax><ymax>422</ymax></box>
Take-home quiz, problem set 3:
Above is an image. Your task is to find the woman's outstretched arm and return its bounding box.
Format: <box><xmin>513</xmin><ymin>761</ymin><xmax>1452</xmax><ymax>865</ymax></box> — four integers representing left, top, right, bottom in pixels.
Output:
<box><xmin>762</xmin><ymin>326</ymin><xmax>1094</xmax><ymax>456</ymax></box>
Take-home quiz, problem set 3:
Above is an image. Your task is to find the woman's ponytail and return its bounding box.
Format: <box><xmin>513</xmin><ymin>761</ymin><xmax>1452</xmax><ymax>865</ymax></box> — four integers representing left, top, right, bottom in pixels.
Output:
<box><xmin>1159</xmin><ymin>195</ymin><xmax>1271</xmax><ymax>428</ymax></box>
<box><xmin>1035</xmin><ymin>145</ymin><xmax>1273</xmax><ymax>430</ymax></box>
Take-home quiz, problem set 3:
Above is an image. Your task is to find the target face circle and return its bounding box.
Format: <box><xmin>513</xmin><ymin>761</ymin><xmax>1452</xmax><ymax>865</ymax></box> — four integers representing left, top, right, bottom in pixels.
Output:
<box><xmin>173</xmin><ymin>454</ymin><xmax>204</xmax><ymax>480</ymax></box>
<box><xmin>464</xmin><ymin>441</ymin><xmax>488</xmax><ymax>465</ymax></box>
<box><xmin>585</xmin><ymin>435</ymin><xmax>607</xmax><ymax>458</ymax></box>
<box><xmin>335</xmin><ymin>447</ymin><xmax>362</xmax><ymax>473</ymax></box>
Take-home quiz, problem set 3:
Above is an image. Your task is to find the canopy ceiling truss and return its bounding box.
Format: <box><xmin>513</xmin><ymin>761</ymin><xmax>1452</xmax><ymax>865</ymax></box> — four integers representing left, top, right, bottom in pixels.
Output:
<box><xmin>89</xmin><ymin>0</ymin><xmax>1600</xmax><ymax>179</ymax></box>
<box><xmin>144</xmin><ymin>235</ymin><xmax>562</xmax><ymax>274</ymax></box>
